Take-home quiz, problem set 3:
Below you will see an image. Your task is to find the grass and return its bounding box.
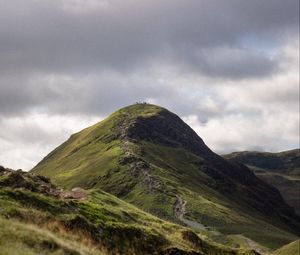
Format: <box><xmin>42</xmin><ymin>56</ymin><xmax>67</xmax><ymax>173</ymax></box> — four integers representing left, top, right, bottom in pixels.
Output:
<box><xmin>0</xmin><ymin>217</ymin><xmax>103</xmax><ymax>255</ymax></box>
<box><xmin>273</xmin><ymin>239</ymin><xmax>300</xmax><ymax>255</ymax></box>
<box><xmin>0</xmin><ymin>182</ymin><xmax>260</xmax><ymax>255</ymax></box>
<box><xmin>139</xmin><ymin>142</ymin><xmax>298</xmax><ymax>249</ymax></box>
<box><xmin>32</xmin><ymin>104</ymin><xmax>165</xmax><ymax>189</ymax></box>
<box><xmin>224</xmin><ymin>149</ymin><xmax>300</xmax><ymax>177</ymax></box>
<box><xmin>224</xmin><ymin>149</ymin><xmax>300</xmax><ymax>215</ymax></box>
<box><xmin>251</xmin><ymin>168</ymin><xmax>300</xmax><ymax>215</ymax></box>
<box><xmin>30</xmin><ymin>104</ymin><xmax>299</xmax><ymax>251</ymax></box>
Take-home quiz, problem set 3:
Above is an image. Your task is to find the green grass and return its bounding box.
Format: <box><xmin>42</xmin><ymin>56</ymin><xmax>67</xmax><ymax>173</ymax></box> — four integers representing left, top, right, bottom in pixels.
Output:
<box><xmin>224</xmin><ymin>149</ymin><xmax>300</xmax><ymax>215</ymax></box>
<box><xmin>273</xmin><ymin>239</ymin><xmax>300</xmax><ymax>255</ymax></box>
<box><xmin>31</xmin><ymin>104</ymin><xmax>299</xmax><ymax>251</ymax></box>
<box><xmin>0</xmin><ymin>183</ymin><xmax>260</xmax><ymax>255</ymax></box>
<box><xmin>138</xmin><ymin>142</ymin><xmax>298</xmax><ymax>249</ymax></box>
<box><xmin>32</xmin><ymin>104</ymin><xmax>165</xmax><ymax>189</ymax></box>
<box><xmin>224</xmin><ymin>149</ymin><xmax>300</xmax><ymax>177</ymax></box>
<box><xmin>251</xmin><ymin>168</ymin><xmax>300</xmax><ymax>216</ymax></box>
<box><xmin>0</xmin><ymin>217</ymin><xmax>104</xmax><ymax>255</ymax></box>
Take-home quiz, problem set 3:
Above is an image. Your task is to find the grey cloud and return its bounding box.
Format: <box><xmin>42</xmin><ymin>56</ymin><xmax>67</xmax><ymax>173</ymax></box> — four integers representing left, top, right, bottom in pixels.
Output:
<box><xmin>0</xmin><ymin>73</ymin><xmax>69</xmax><ymax>116</ymax></box>
<box><xmin>0</xmin><ymin>0</ymin><xmax>299</xmax><ymax>170</ymax></box>
<box><xmin>0</xmin><ymin>0</ymin><xmax>298</xmax><ymax>76</ymax></box>
<box><xmin>174</xmin><ymin>46</ymin><xmax>279</xmax><ymax>79</ymax></box>
<box><xmin>0</xmin><ymin>71</ymin><xmax>176</xmax><ymax>116</ymax></box>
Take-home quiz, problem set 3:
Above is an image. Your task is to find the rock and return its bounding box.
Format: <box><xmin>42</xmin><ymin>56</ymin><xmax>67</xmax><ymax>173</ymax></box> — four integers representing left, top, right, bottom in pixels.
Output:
<box><xmin>60</xmin><ymin>187</ymin><xmax>87</xmax><ymax>199</ymax></box>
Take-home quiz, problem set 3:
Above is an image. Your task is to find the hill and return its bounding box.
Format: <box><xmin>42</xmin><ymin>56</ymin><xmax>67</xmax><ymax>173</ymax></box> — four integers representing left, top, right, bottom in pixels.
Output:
<box><xmin>273</xmin><ymin>239</ymin><xmax>299</xmax><ymax>255</ymax></box>
<box><xmin>224</xmin><ymin>149</ymin><xmax>300</xmax><ymax>215</ymax></box>
<box><xmin>0</xmin><ymin>166</ymin><xmax>258</xmax><ymax>255</ymax></box>
<box><xmin>31</xmin><ymin>104</ymin><xmax>300</xmax><ymax>250</ymax></box>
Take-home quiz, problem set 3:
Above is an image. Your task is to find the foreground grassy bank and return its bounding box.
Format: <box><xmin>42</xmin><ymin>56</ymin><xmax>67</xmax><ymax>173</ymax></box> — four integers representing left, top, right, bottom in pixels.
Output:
<box><xmin>0</xmin><ymin>168</ymin><xmax>259</xmax><ymax>255</ymax></box>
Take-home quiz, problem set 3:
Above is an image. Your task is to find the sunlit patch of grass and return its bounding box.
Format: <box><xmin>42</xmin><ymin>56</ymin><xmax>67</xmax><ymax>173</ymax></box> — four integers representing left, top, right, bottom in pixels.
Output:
<box><xmin>0</xmin><ymin>217</ymin><xmax>104</xmax><ymax>255</ymax></box>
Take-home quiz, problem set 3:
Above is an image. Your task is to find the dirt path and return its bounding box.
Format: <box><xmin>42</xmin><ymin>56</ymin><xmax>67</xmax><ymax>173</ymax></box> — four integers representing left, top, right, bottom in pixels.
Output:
<box><xmin>118</xmin><ymin>113</ymin><xmax>161</xmax><ymax>191</ymax></box>
<box><xmin>181</xmin><ymin>218</ymin><xmax>207</xmax><ymax>231</ymax></box>
<box><xmin>118</xmin><ymin>114</ymin><xmax>207</xmax><ymax>231</ymax></box>
<box><xmin>118</xmin><ymin>113</ymin><xmax>132</xmax><ymax>156</ymax></box>
<box><xmin>173</xmin><ymin>195</ymin><xmax>187</xmax><ymax>220</ymax></box>
<box><xmin>173</xmin><ymin>195</ymin><xmax>207</xmax><ymax>231</ymax></box>
<box><xmin>244</xmin><ymin>236</ymin><xmax>264</xmax><ymax>254</ymax></box>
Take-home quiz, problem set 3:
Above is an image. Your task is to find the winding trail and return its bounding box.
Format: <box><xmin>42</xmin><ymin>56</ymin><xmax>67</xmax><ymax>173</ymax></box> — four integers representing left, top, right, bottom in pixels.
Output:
<box><xmin>173</xmin><ymin>195</ymin><xmax>207</xmax><ymax>231</ymax></box>
<box><xmin>244</xmin><ymin>236</ymin><xmax>264</xmax><ymax>254</ymax></box>
<box><xmin>118</xmin><ymin>113</ymin><xmax>161</xmax><ymax>191</ymax></box>
<box><xmin>118</xmin><ymin>113</ymin><xmax>207</xmax><ymax>230</ymax></box>
<box><xmin>173</xmin><ymin>195</ymin><xmax>187</xmax><ymax>220</ymax></box>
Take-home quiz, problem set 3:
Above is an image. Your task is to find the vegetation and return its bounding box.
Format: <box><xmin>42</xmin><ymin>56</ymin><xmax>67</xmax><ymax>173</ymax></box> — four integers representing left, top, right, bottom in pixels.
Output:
<box><xmin>273</xmin><ymin>239</ymin><xmax>300</xmax><ymax>255</ymax></box>
<box><xmin>0</xmin><ymin>167</ymin><xmax>258</xmax><ymax>255</ymax></box>
<box><xmin>224</xmin><ymin>149</ymin><xmax>300</xmax><ymax>215</ymax></box>
<box><xmin>30</xmin><ymin>104</ymin><xmax>299</xmax><ymax>252</ymax></box>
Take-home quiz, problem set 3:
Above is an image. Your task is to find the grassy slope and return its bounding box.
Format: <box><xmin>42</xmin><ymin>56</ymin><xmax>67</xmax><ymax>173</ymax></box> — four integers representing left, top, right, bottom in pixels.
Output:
<box><xmin>136</xmin><ymin>142</ymin><xmax>298</xmax><ymax>249</ymax></box>
<box><xmin>224</xmin><ymin>150</ymin><xmax>300</xmax><ymax>215</ymax></box>
<box><xmin>31</xmin><ymin>104</ymin><xmax>299</xmax><ymax>250</ymax></box>
<box><xmin>273</xmin><ymin>239</ymin><xmax>300</xmax><ymax>255</ymax></box>
<box><xmin>32</xmin><ymin>104</ymin><xmax>162</xmax><ymax>188</ymax></box>
<box><xmin>0</xmin><ymin>169</ymin><xmax>257</xmax><ymax>255</ymax></box>
<box><xmin>224</xmin><ymin>149</ymin><xmax>300</xmax><ymax>177</ymax></box>
<box><xmin>0</xmin><ymin>218</ymin><xmax>104</xmax><ymax>255</ymax></box>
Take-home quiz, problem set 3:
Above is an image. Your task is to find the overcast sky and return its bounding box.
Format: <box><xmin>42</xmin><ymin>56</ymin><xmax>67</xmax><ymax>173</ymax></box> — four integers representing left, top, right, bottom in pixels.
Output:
<box><xmin>0</xmin><ymin>0</ymin><xmax>299</xmax><ymax>170</ymax></box>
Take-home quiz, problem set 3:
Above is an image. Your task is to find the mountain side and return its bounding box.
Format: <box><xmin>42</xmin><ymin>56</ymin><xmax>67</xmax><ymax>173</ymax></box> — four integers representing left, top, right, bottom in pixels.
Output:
<box><xmin>1</xmin><ymin>166</ymin><xmax>258</xmax><ymax>255</ymax></box>
<box><xmin>273</xmin><ymin>239</ymin><xmax>300</xmax><ymax>255</ymax></box>
<box><xmin>224</xmin><ymin>149</ymin><xmax>300</xmax><ymax>215</ymax></box>
<box><xmin>224</xmin><ymin>149</ymin><xmax>300</xmax><ymax>176</ymax></box>
<box><xmin>31</xmin><ymin>104</ymin><xmax>300</xmax><ymax>250</ymax></box>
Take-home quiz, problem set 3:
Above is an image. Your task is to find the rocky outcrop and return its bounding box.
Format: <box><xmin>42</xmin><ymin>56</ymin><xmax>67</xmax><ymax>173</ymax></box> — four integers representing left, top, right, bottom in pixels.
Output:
<box><xmin>0</xmin><ymin>167</ymin><xmax>87</xmax><ymax>200</ymax></box>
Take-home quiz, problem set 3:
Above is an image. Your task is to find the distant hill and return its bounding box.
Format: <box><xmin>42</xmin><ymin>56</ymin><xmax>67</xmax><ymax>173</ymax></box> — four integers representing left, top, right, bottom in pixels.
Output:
<box><xmin>224</xmin><ymin>149</ymin><xmax>300</xmax><ymax>215</ymax></box>
<box><xmin>31</xmin><ymin>104</ymin><xmax>299</xmax><ymax>250</ymax></box>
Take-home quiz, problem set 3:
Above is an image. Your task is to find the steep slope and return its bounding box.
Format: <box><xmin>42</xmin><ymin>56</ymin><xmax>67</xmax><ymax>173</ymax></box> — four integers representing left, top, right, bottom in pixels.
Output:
<box><xmin>273</xmin><ymin>239</ymin><xmax>300</xmax><ymax>255</ymax></box>
<box><xmin>224</xmin><ymin>149</ymin><xmax>300</xmax><ymax>177</ymax></box>
<box><xmin>32</xmin><ymin>104</ymin><xmax>300</xmax><ymax>250</ymax></box>
<box><xmin>1</xmin><ymin>166</ymin><xmax>257</xmax><ymax>255</ymax></box>
<box><xmin>224</xmin><ymin>150</ymin><xmax>300</xmax><ymax>215</ymax></box>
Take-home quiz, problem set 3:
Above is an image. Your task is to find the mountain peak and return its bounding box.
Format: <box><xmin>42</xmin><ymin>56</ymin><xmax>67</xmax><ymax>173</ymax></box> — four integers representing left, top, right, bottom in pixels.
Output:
<box><xmin>32</xmin><ymin>105</ymin><xmax>300</xmax><ymax>249</ymax></box>
<box><xmin>102</xmin><ymin>103</ymin><xmax>212</xmax><ymax>157</ymax></box>
<box><xmin>115</xmin><ymin>103</ymin><xmax>166</xmax><ymax>117</ymax></box>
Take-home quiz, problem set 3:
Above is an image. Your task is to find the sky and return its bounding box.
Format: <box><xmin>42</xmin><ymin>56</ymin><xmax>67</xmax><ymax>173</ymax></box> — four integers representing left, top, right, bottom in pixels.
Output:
<box><xmin>0</xmin><ymin>0</ymin><xmax>299</xmax><ymax>170</ymax></box>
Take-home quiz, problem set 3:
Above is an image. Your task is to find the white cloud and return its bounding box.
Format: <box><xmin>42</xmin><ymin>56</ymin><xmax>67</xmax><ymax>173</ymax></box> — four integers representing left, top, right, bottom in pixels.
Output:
<box><xmin>184</xmin><ymin>110</ymin><xmax>299</xmax><ymax>154</ymax></box>
<box><xmin>0</xmin><ymin>0</ymin><xmax>298</xmax><ymax>169</ymax></box>
<box><xmin>61</xmin><ymin>0</ymin><xmax>111</xmax><ymax>14</ymax></box>
<box><xmin>0</xmin><ymin>113</ymin><xmax>99</xmax><ymax>170</ymax></box>
<box><xmin>183</xmin><ymin>39</ymin><xmax>299</xmax><ymax>153</ymax></box>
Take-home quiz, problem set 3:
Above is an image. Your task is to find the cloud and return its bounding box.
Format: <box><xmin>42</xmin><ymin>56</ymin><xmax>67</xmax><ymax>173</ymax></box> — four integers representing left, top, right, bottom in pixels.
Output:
<box><xmin>0</xmin><ymin>0</ymin><xmax>298</xmax><ymax>169</ymax></box>
<box><xmin>0</xmin><ymin>0</ymin><xmax>298</xmax><ymax>75</ymax></box>
<box><xmin>188</xmin><ymin>47</ymin><xmax>278</xmax><ymax>79</ymax></box>
<box><xmin>0</xmin><ymin>113</ymin><xmax>99</xmax><ymax>170</ymax></box>
<box><xmin>183</xmin><ymin>39</ymin><xmax>299</xmax><ymax>153</ymax></box>
<box><xmin>184</xmin><ymin>109</ymin><xmax>299</xmax><ymax>154</ymax></box>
